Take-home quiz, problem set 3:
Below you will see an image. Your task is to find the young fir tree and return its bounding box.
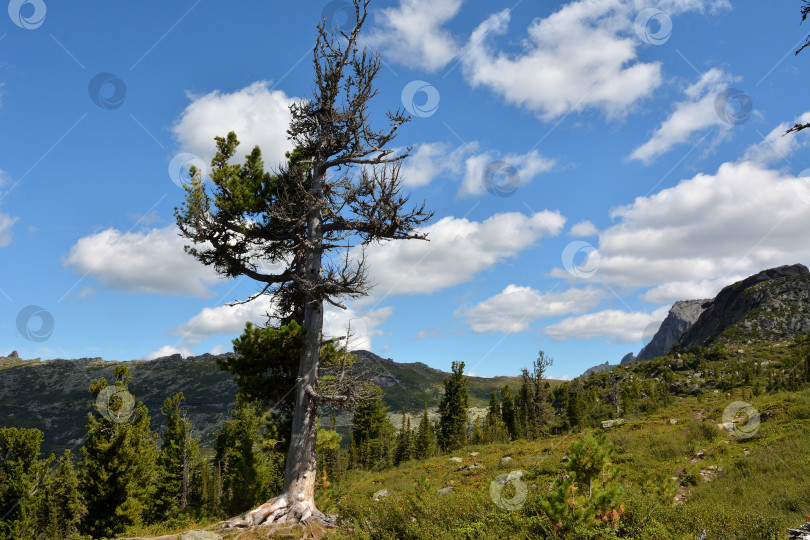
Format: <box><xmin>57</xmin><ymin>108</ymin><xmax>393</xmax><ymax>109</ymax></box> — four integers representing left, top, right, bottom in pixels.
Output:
<box><xmin>316</xmin><ymin>421</ymin><xmax>342</xmax><ymax>487</ymax></box>
<box><xmin>538</xmin><ymin>430</ymin><xmax>623</xmax><ymax>535</ymax></box>
<box><xmin>79</xmin><ymin>365</ymin><xmax>158</xmax><ymax>538</ymax></box>
<box><xmin>567</xmin><ymin>386</ymin><xmax>584</xmax><ymax>430</ymax></box>
<box><xmin>349</xmin><ymin>386</ymin><xmax>394</xmax><ymax>470</ymax></box>
<box><xmin>438</xmin><ymin>361</ymin><xmax>469</xmax><ymax>452</ymax></box>
<box><xmin>37</xmin><ymin>449</ymin><xmax>85</xmax><ymax>539</ymax></box>
<box><xmin>483</xmin><ymin>391</ymin><xmax>506</xmax><ymax>443</ymax></box>
<box><xmin>215</xmin><ymin>394</ymin><xmax>282</xmax><ymax>517</ymax></box>
<box><xmin>412</xmin><ymin>404</ymin><xmax>434</xmax><ymax>460</ymax></box>
<box><xmin>174</xmin><ymin>0</ymin><xmax>432</xmax><ymax>526</ymax></box>
<box><xmin>500</xmin><ymin>384</ymin><xmax>517</xmax><ymax>441</ymax></box>
<box><xmin>150</xmin><ymin>392</ymin><xmax>202</xmax><ymax>521</ymax></box>
<box><xmin>0</xmin><ymin>427</ymin><xmax>52</xmax><ymax>539</ymax></box>
<box><xmin>394</xmin><ymin>409</ymin><xmax>412</xmax><ymax>466</ymax></box>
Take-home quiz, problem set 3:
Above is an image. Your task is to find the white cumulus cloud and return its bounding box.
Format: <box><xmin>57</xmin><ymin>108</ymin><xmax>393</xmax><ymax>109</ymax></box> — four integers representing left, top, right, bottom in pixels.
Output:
<box><xmin>458</xmin><ymin>285</ymin><xmax>606</xmax><ymax>334</ymax></box>
<box><xmin>460</xmin><ymin>0</ymin><xmax>728</xmax><ymax>121</ymax></box>
<box><xmin>629</xmin><ymin>68</ymin><xmax>738</xmax><ymax>164</ymax></box>
<box><xmin>64</xmin><ymin>226</ymin><xmax>222</xmax><ymax>297</ymax></box>
<box><xmin>544</xmin><ymin>305</ymin><xmax>669</xmax><ymax>343</ymax></box>
<box><xmin>359</xmin><ymin>210</ymin><xmax>566</xmax><ymax>298</ymax></box>
<box><xmin>172</xmin><ymin>81</ymin><xmax>297</xmax><ymax>167</ymax></box>
<box><xmin>168</xmin><ymin>296</ymin><xmax>393</xmax><ymax>351</ymax></box>
<box><xmin>569</xmin><ymin>220</ymin><xmax>599</xmax><ymax>237</ymax></box>
<box><xmin>145</xmin><ymin>344</ymin><xmax>194</xmax><ymax>360</ymax></box>
<box><xmin>365</xmin><ymin>0</ymin><xmax>462</xmax><ymax>72</ymax></box>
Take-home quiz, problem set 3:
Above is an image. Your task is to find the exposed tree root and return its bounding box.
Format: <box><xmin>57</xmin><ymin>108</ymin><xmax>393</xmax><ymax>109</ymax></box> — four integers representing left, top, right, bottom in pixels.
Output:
<box><xmin>217</xmin><ymin>493</ymin><xmax>337</xmax><ymax>533</ymax></box>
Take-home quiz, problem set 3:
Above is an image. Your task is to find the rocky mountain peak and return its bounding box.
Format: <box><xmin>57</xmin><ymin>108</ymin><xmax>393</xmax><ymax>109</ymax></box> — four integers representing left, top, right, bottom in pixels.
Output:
<box><xmin>636</xmin><ymin>299</ymin><xmax>709</xmax><ymax>361</ymax></box>
<box><xmin>676</xmin><ymin>263</ymin><xmax>810</xmax><ymax>350</ymax></box>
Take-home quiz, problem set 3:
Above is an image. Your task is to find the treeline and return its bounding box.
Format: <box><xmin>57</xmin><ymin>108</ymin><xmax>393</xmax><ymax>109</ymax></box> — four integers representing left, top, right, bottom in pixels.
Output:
<box><xmin>0</xmin><ymin>366</ymin><xmax>290</xmax><ymax>539</ymax></box>
<box><xmin>345</xmin><ymin>337</ymin><xmax>810</xmax><ymax>474</ymax></box>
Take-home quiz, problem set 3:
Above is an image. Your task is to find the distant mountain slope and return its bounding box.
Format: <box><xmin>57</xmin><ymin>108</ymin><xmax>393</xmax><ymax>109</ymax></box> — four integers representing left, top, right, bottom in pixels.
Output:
<box><xmin>676</xmin><ymin>264</ymin><xmax>810</xmax><ymax>350</ymax></box>
<box><xmin>0</xmin><ymin>350</ymin><xmax>531</xmax><ymax>457</ymax></box>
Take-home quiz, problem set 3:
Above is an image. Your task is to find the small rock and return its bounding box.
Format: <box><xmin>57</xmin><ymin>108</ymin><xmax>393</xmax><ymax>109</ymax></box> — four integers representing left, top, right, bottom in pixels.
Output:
<box><xmin>737</xmin><ymin>349</ymin><xmax>745</xmax><ymax>354</ymax></box>
<box><xmin>455</xmin><ymin>462</ymin><xmax>483</xmax><ymax>472</ymax></box>
<box><xmin>561</xmin><ymin>455</ymin><xmax>570</xmax><ymax>463</ymax></box>
<box><xmin>669</xmin><ymin>419</ymin><xmax>678</xmax><ymax>425</ymax></box>
<box><xmin>674</xmin><ymin>352</ymin><xmax>681</xmax><ymax>359</ymax></box>
<box><xmin>743</xmin><ymin>448</ymin><xmax>750</xmax><ymax>457</ymax></box>
<box><xmin>181</xmin><ymin>531</ymin><xmax>222</xmax><ymax>540</ymax></box>
<box><xmin>500</xmin><ymin>456</ymin><xmax>513</xmax><ymax>466</ymax></box>
<box><xmin>469</xmin><ymin>452</ymin><xmax>479</xmax><ymax>457</ymax></box>
<box><xmin>8</xmin><ymin>351</ymin><xmax>18</xmax><ymax>358</ymax></box>
<box><xmin>437</xmin><ymin>486</ymin><xmax>455</xmax><ymax>496</ymax></box>
<box><xmin>449</xmin><ymin>457</ymin><xmax>463</xmax><ymax>464</ymax></box>
<box><xmin>373</xmin><ymin>488</ymin><xmax>390</xmax><ymax>501</ymax></box>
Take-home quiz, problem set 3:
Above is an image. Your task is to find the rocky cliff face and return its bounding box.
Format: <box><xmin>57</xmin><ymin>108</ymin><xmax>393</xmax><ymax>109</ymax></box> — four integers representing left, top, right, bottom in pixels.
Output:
<box><xmin>619</xmin><ymin>352</ymin><xmax>636</xmax><ymax>365</ymax></box>
<box><xmin>637</xmin><ymin>300</ymin><xmax>709</xmax><ymax>361</ymax></box>
<box><xmin>677</xmin><ymin>264</ymin><xmax>810</xmax><ymax>350</ymax></box>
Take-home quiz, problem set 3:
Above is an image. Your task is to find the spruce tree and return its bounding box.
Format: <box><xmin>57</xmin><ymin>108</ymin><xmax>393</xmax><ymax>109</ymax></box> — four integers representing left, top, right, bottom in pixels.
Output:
<box><xmin>501</xmin><ymin>385</ymin><xmax>517</xmax><ymax>441</ymax></box>
<box><xmin>215</xmin><ymin>394</ymin><xmax>282</xmax><ymax>517</ymax></box>
<box><xmin>0</xmin><ymin>427</ymin><xmax>51</xmax><ymax>539</ymax></box>
<box><xmin>567</xmin><ymin>386</ymin><xmax>584</xmax><ymax>430</ymax></box>
<box><xmin>151</xmin><ymin>392</ymin><xmax>202</xmax><ymax>521</ymax></box>
<box><xmin>394</xmin><ymin>410</ymin><xmax>412</xmax><ymax>466</ymax></box>
<box><xmin>79</xmin><ymin>365</ymin><xmax>157</xmax><ymax>538</ymax></box>
<box><xmin>438</xmin><ymin>361</ymin><xmax>469</xmax><ymax>452</ymax></box>
<box><xmin>316</xmin><ymin>424</ymin><xmax>342</xmax><ymax>486</ymax></box>
<box><xmin>37</xmin><ymin>449</ymin><xmax>85</xmax><ymax>539</ymax></box>
<box><xmin>413</xmin><ymin>405</ymin><xmax>434</xmax><ymax>460</ymax></box>
<box><xmin>484</xmin><ymin>391</ymin><xmax>505</xmax><ymax>443</ymax></box>
<box><xmin>349</xmin><ymin>386</ymin><xmax>394</xmax><ymax>470</ymax></box>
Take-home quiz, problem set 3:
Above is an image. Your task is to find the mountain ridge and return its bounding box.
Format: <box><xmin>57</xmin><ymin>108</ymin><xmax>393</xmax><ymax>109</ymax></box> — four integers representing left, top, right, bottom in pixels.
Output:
<box><xmin>0</xmin><ymin>349</ymin><xmax>528</xmax><ymax>457</ymax></box>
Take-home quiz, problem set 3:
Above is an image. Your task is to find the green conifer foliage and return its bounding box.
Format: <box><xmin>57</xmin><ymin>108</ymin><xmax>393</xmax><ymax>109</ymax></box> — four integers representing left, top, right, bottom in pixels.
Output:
<box><xmin>0</xmin><ymin>427</ymin><xmax>51</xmax><ymax>539</ymax></box>
<box><xmin>79</xmin><ymin>366</ymin><xmax>158</xmax><ymax>538</ymax></box>
<box><xmin>214</xmin><ymin>394</ymin><xmax>283</xmax><ymax>517</ymax></box>
<box><xmin>412</xmin><ymin>405</ymin><xmax>434</xmax><ymax>460</ymax></box>
<box><xmin>150</xmin><ymin>392</ymin><xmax>202</xmax><ymax>522</ymax></box>
<box><xmin>500</xmin><ymin>384</ymin><xmax>517</xmax><ymax>441</ymax></box>
<box><xmin>349</xmin><ymin>386</ymin><xmax>394</xmax><ymax>470</ymax></box>
<box><xmin>394</xmin><ymin>410</ymin><xmax>412</xmax><ymax>466</ymax></box>
<box><xmin>438</xmin><ymin>361</ymin><xmax>469</xmax><ymax>452</ymax></box>
<box><xmin>37</xmin><ymin>449</ymin><xmax>85</xmax><ymax>539</ymax></box>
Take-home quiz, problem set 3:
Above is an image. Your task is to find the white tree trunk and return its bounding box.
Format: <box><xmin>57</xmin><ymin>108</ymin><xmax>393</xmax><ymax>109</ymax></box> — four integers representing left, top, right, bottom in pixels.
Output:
<box><xmin>223</xmin><ymin>168</ymin><xmax>334</xmax><ymax>529</ymax></box>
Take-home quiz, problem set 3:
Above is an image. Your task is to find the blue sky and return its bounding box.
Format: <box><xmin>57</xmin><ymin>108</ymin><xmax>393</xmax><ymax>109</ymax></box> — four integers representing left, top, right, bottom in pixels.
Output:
<box><xmin>1</xmin><ymin>0</ymin><xmax>809</xmax><ymax>380</ymax></box>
